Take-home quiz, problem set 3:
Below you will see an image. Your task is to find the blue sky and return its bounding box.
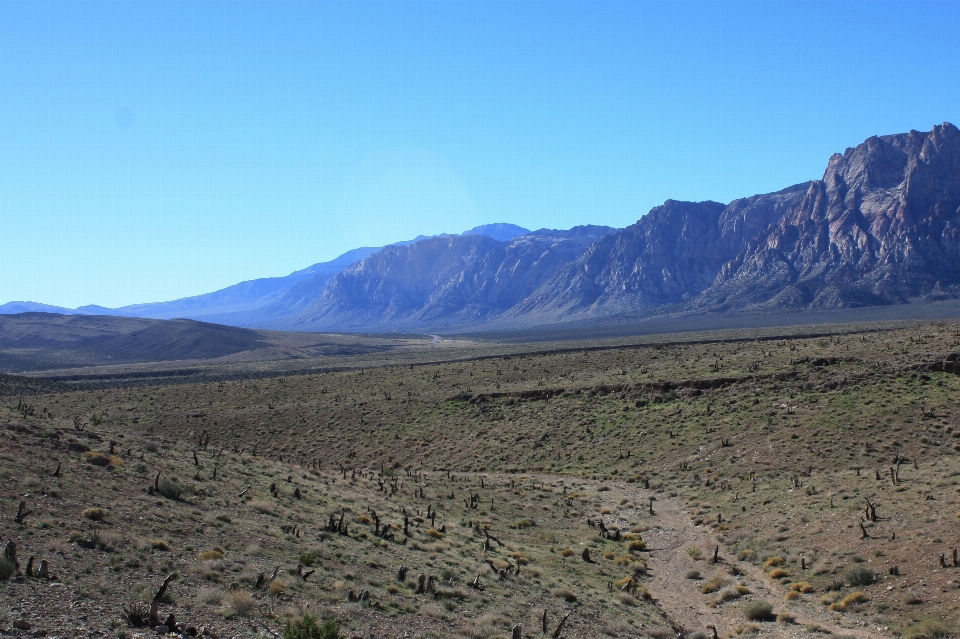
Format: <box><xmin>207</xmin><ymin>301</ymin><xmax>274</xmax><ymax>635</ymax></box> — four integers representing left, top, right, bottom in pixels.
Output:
<box><xmin>2</xmin><ymin>0</ymin><xmax>960</xmax><ymax>308</ymax></box>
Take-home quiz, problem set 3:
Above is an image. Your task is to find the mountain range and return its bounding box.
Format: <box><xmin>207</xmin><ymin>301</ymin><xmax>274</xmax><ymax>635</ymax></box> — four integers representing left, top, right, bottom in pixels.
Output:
<box><xmin>5</xmin><ymin>123</ymin><xmax>960</xmax><ymax>333</ymax></box>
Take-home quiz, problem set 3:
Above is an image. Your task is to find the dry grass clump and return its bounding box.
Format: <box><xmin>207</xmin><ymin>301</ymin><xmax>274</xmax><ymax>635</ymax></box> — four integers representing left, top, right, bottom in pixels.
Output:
<box><xmin>738</xmin><ymin>549</ymin><xmax>756</xmax><ymax>562</ymax></box>
<box><xmin>902</xmin><ymin>618</ymin><xmax>956</xmax><ymax>639</ymax></box>
<box><xmin>269</xmin><ymin>579</ymin><xmax>287</xmax><ymax>596</ymax></box>
<box><xmin>768</xmin><ymin>568</ymin><xmax>789</xmax><ymax>579</ymax></box>
<box><xmin>763</xmin><ymin>556</ymin><xmax>783</xmax><ymax>568</ymax></box>
<box><xmin>627</xmin><ymin>540</ymin><xmax>647</xmax><ymax>552</ymax></box>
<box><xmin>784</xmin><ymin>590</ymin><xmax>800</xmax><ymax>601</ymax></box>
<box><xmin>148</xmin><ymin>538</ymin><xmax>171</xmax><ymax>551</ymax></box>
<box><xmin>198</xmin><ymin>587</ymin><xmax>223</xmax><ymax>606</ymax></box>
<box><xmin>463</xmin><ymin>612</ymin><xmax>512</xmax><ymax>639</ymax></box>
<box><xmin>200</xmin><ymin>549</ymin><xmax>225</xmax><ymax>561</ymax></box>
<box><xmin>686</xmin><ymin>546</ymin><xmax>703</xmax><ymax>560</ymax></box>
<box><xmin>776</xmin><ymin>611</ymin><xmax>795</xmax><ymax>624</ymax></box>
<box><xmin>550</xmin><ymin>587</ymin><xmax>577</xmax><ymax>602</ymax></box>
<box><xmin>82</xmin><ymin>451</ymin><xmax>123</xmax><ymax>467</ymax></box>
<box><xmin>426</xmin><ymin>528</ymin><xmax>444</xmax><ymax>539</ymax></box>
<box><xmin>559</xmin><ymin>548</ymin><xmax>575</xmax><ymax>557</ymax></box>
<box><xmin>700</xmin><ymin>575</ymin><xmax>730</xmax><ymax>594</ymax></box>
<box><xmin>248</xmin><ymin>500</ymin><xmax>277</xmax><ymax>515</ymax></box>
<box><xmin>82</xmin><ymin>507</ymin><xmax>106</xmax><ymax>521</ymax></box>
<box><xmin>790</xmin><ymin>581</ymin><xmax>813</xmax><ymax>593</ymax></box>
<box><xmin>828</xmin><ymin>591</ymin><xmax>865</xmax><ymax>611</ymax></box>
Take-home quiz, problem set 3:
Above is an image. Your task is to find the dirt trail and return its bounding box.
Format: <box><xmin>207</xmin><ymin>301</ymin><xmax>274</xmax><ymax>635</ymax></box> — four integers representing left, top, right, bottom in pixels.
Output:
<box><xmin>630</xmin><ymin>495</ymin><xmax>886</xmax><ymax>638</ymax></box>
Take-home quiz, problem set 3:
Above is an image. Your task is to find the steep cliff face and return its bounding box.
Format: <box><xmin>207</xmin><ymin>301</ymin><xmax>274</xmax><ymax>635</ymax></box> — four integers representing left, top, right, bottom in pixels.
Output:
<box><xmin>702</xmin><ymin>122</ymin><xmax>960</xmax><ymax>309</ymax></box>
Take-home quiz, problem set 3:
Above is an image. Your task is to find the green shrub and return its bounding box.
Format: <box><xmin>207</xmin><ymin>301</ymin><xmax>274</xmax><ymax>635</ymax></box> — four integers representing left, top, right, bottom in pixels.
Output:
<box><xmin>157</xmin><ymin>478</ymin><xmax>185</xmax><ymax>501</ymax></box>
<box><xmin>298</xmin><ymin>550</ymin><xmax>318</xmax><ymax>567</ymax></box>
<box><xmin>283</xmin><ymin>613</ymin><xmax>343</xmax><ymax>639</ymax></box>
<box><xmin>743</xmin><ymin>600</ymin><xmax>773</xmax><ymax>621</ymax></box>
<box><xmin>845</xmin><ymin>565</ymin><xmax>875</xmax><ymax>586</ymax></box>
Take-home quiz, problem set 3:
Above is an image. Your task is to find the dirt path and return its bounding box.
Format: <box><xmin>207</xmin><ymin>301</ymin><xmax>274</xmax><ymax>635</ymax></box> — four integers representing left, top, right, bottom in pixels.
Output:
<box><xmin>629</xmin><ymin>495</ymin><xmax>886</xmax><ymax>638</ymax></box>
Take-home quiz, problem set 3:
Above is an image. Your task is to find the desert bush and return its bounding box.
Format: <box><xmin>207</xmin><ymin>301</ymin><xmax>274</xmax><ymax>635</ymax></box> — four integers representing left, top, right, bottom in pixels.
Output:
<box><xmin>627</xmin><ymin>540</ymin><xmax>647</xmax><ymax>552</ymax></box>
<box><xmin>83</xmin><ymin>507</ymin><xmax>106</xmax><ymax>521</ymax></box>
<box><xmin>298</xmin><ymin>550</ymin><xmax>318</xmax><ymax>567</ymax></box>
<box><xmin>743</xmin><ymin>600</ymin><xmax>773</xmax><ymax>621</ymax></box>
<box><xmin>701</xmin><ymin>575</ymin><xmax>730</xmax><ymax>594</ymax></box>
<box><xmin>902</xmin><ymin>619</ymin><xmax>956</xmax><ymax>639</ymax></box>
<box><xmin>559</xmin><ymin>548</ymin><xmax>575</xmax><ymax>557</ymax></box>
<box><xmin>198</xmin><ymin>587</ymin><xmax>223</xmax><ymax>605</ymax></box>
<box><xmin>550</xmin><ymin>587</ymin><xmax>577</xmax><ymax>602</ymax></box>
<box><xmin>514</xmin><ymin>519</ymin><xmax>535</xmax><ymax>528</ymax></box>
<box><xmin>684</xmin><ymin>569</ymin><xmax>701</xmax><ymax>579</ymax></box>
<box><xmin>157</xmin><ymin>478</ymin><xmax>186</xmax><ymax>500</ymax></box>
<box><xmin>829</xmin><ymin>591</ymin><xmax>866</xmax><ymax>611</ymax></box>
<box><xmin>83</xmin><ymin>451</ymin><xmax>123</xmax><ymax>467</ymax></box>
<box><xmin>225</xmin><ymin>590</ymin><xmax>258</xmax><ymax>617</ymax></box>
<box><xmin>426</xmin><ymin>528</ymin><xmax>444</xmax><ymax>539</ymax></box>
<box><xmin>270</xmin><ymin>580</ymin><xmax>287</xmax><ymax>596</ymax></box>
<box><xmin>121</xmin><ymin>600</ymin><xmax>150</xmax><ymax>627</ymax></box>
<box><xmin>768</xmin><ymin>568</ymin><xmax>789</xmax><ymax>579</ymax></box>
<box><xmin>763</xmin><ymin>556</ymin><xmax>783</xmax><ymax>568</ymax></box>
<box><xmin>790</xmin><ymin>581</ymin><xmax>813</xmax><ymax>593</ymax></box>
<box><xmin>715</xmin><ymin>585</ymin><xmax>747</xmax><ymax>603</ymax></box>
<box><xmin>784</xmin><ymin>590</ymin><xmax>800</xmax><ymax>601</ymax></box>
<box><xmin>283</xmin><ymin>613</ymin><xmax>343</xmax><ymax>639</ymax></box>
<box><xmin>845</xmin><ymin>565</ymin><xmax>875</xmax><ymax>586</ymax></box>
<box><xmin>738</xmin><ymin>549</ymin><xmax>756</xmax><ymax>562</ymax></box>
<box><xmin>149</xmin><ymin>538</ymin><xmax>171</xmax><ymax>551</ymax></box>
<box><xmin>686</xmin><ymin>546</ymin><xmax>703</xmax><ymax>560</ymax></box>
<box><xmin>776</xmin><ymin>611</ymin><xmax>796</xmax><ymax>624</ymax></box>
<box><xmin>200</xmin><ymin>549</ymin><xmax>224</xmax><ymax>561</ymax></box>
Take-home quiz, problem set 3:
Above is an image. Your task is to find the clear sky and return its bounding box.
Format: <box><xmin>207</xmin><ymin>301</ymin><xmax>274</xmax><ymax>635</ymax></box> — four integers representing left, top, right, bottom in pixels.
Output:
<box><xmin>2</xmin><ymin>0</ymin><xmax>960</xmax><ymax>308</ymax></box>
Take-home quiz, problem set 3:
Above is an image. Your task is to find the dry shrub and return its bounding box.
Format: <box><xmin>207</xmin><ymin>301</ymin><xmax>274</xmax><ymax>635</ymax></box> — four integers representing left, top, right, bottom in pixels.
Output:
<box><xmin>768</xmin><ymin>568</ymin><xmax>789</xmax><ymax>579</ymax></box>
<box><xmin>627</xmin><ymin>540</ymin><xmax>647</xmax><ymax>552</ymax></box>
<box><xmin>198</xmin><ymin>587</ymin><xmax>223</xmax><ymax>606</ymax></box>
<box><xmin>560</xmin><ymin>548</ymin><xmax>575</xmax><ymax>558</ymax></box>
<box><xmin>763</xmin><ymin>556</ymin><xmax>783</xmax><ymax>568</ymax></box>
<box><xmin>701</xmin><ymin>575</ymin><xmax>730</xmax><ymax>594</ymax></box>
<box><xmin>200</xmin><ymin>549</ymin><xmax>225</xmax><ymax>561</ymax></box>
<box><xmin>426</xmin><ymin>528</ymin><xmax>444</xmax><ymax>539</ymax></box>
<box><xmin>738</xmin><ymin>549</ymin><xmax>756</xmax><ymax>562</ymax></box>
<box><xmin>776</xmin><ymin>611</ymin><xmax>795</xmax><ymax>624</ymax></box>
<box><xmin>149</xmin><ymin>538</ymin><xmax>171</xmax><ymax>552</ymax></box>
<box><xmin>790</xmin><ymin>581</ymin><xmax>813</xmax><ymax>593</ymax></box>
<box><xmin>249</xmin><ymin>500</ymin><xmax>277</xmax><ymax>515</ymax></box>
<box><xmin>829</xmin><ymin>591</ymin><xmax>865</xmax><ymax>611</ymax></box>
<box><xmin>784</xmin><ymin>590</ymin><xmax>801</xmax><ymax>601</ymax></box>
<box><xmin>83</xmin><ymin>451</ymin><xmax>123</xmax><ymax>467</ymax></box>
<box><xmin>902</xmin><ymin>619</ymin><xmax>956</xmax><ymax>639</ymax></box>
<box><xmin>225</xmin><ymin>590</ymin><xmax>258</xmax><ymax>616</ymax></box>
<box><xmin>83</xmin><ymin>507</ymin><xmax>106</xmax><ymax>521</ymax></box>
<box><xmin>463</xmin><ymin>612</ymin><xmax>511</xmax><ymax>639</ymax></box>
<box><xmin>551</xmin><ymin>587</ymin><xmax>577</xmax><ymax>602</ymax></box>
<box><xmin>602</xmin><ymin>551</ymin><xmax>616</xmax><ymax>560</ymax></box>
<box><xmin>269</xmin><ymin>579</ymin><xmax>287</xmax><ymax>596</ymax></box>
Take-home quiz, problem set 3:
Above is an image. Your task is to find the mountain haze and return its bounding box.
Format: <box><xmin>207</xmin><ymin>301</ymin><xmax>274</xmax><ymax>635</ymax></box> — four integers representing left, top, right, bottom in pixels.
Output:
<box><xmin>5</xmin><ymin>123</ymin><xmax>960</xmax><ymax>333</ymax></box>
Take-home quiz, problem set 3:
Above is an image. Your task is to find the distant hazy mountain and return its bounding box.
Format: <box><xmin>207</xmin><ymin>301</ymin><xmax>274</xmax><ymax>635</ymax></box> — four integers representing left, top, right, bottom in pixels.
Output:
<box><xmin>1</xmin><ymin>223</ymin><xmax>531</xmax><ymax>327</ymax></box>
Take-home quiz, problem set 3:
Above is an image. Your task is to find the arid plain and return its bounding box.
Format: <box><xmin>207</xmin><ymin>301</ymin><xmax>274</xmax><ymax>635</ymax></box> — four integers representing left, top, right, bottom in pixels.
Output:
<box><xmin>3</xmin><ymin>320</ymin><xmax>960</xmax><ymax>638</ymax></box>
